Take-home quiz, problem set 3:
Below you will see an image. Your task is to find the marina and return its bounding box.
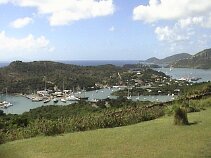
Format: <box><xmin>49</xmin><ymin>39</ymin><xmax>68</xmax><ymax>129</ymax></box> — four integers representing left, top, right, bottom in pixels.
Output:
<box><xmin>155</xmin><ymin>68</ymin><xmax>211</xmax><ymax>83</ymax></box>
<box><xmin>1</xmin><ymin>87</ymin><xmax>175</xmax><ymax>114</ymax></box>
<box><xmin>1</xmin><ymin>68</ymin><xmax>211</xmax><ymax>114</ymax></box>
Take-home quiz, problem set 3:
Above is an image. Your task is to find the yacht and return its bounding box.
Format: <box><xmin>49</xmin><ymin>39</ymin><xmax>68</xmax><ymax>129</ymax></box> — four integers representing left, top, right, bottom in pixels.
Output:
<box><xmin>53</xmin><ymin>98</ymin><xmax>58</xmax><ymax>103</ymax></box>
<box><xmin>0</xmin><ymin>101</ymin><xmax>13</xmax><ymax>109</ymax></box>
<box><xmin>43</xmin><ymin>99</ymin><xmax>50</xmax><ymax>103</ymax></box>
<box><xmin>61</xmin><ymin>98</ymin><xmax>67</xmax><ymax>103</ymax></box>
<box><xmin>66</xmin><ymin>95</ymin><xmax>80</xmax><ymax>101</ymax></box>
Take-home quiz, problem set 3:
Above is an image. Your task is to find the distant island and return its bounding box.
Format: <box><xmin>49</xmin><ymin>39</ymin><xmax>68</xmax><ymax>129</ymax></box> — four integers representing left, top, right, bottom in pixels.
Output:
<box><xmin>145</xmin><ymin>48</ymin><xmax>211</xmax><ymax>69</ymax></box>
<box><xmin>172</xmin><ymin>48</ymin><xmax>211</xmax><ymax>69</ymax></box>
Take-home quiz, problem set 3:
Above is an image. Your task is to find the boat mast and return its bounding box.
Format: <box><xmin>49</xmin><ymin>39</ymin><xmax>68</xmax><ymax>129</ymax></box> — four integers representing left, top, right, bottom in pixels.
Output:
<box><xmin>63</xmin><ymin>80</ymin><xmax>64</xmax><ymax>92</ymax></box>
<box><xmin>5</xmin><ymin>87</ymin><xmax>7</xmax><ymax>101</ymax></box>
<box><xmin>44</xmin><ymin>76</ymin><xmax>47</xmax><ymax>91</ymax></box>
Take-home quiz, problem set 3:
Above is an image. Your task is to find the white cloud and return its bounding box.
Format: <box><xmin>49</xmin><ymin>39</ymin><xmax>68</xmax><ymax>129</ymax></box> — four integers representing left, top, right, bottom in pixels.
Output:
<box><xmin>0</xmin><ymin>31</ymin><xmax>54</xmax><ymax>53</ymax></box>
<box><xmin>0</xmin><ymin>0</ymin><xmax>9</xmax><ymax>4</ymax></box>
<box><xmin>133</xmin><ymin>0</ymin><xmax>211</xmax><ymax>55</ymax></box>
<box><xmin>5</xmin><ymin>0</ymin><xmax>115</xmax><ymax>26</ymax></box>
<box><xmin>154</xmin><ymin>22</ymin><xmax>211</xmax><ymax>54</ymax></box>
<box><xmin>177</xmin><ymin>16</ymin><xmax>211</xmax><ymax>28</ymax></box>
<box><xmin>155</xmin><ymin>26</ymin><xmax>189</xmax><ymax>42</ymax></box>
<box><xmin>10</xmin><ymin>17</ymin><xmax>33</xmax><ymax>28</ymax></box>
<box><xmin>109</xmin><ymin>26</ymin><xmax>115</xmax><ymax>32</ymax></box>
<box><xmin>133</xmin><ymin>0</ymin><xmax>211</xmax><ymax>22</ymax></box>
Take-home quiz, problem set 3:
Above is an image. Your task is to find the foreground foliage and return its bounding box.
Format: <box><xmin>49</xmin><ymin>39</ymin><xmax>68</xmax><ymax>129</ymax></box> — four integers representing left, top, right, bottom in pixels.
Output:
<box><xmin>1</xmin><ymin>107</ymin><xmax>211</xmax><ymax>158</ymax></box>
<box><xmin>0</xmin><ymin>99</ymin><xmax>164</xmax><ymax>143</ymax></box>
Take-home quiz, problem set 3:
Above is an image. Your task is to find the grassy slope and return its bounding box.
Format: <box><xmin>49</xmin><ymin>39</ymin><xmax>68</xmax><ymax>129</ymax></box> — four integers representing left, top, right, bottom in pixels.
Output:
<box><xmin>0</xmin><ymin>108</ymin><xmax>211</xmax><ymax>158</ymax></box>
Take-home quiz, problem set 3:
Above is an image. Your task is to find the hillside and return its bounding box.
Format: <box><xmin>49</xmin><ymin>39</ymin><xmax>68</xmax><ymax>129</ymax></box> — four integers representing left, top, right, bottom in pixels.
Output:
<box><xmin>145</xmin><ymin>53</ymin><xmax>192</xmax><ymax>64</ymax></box>
<box><xmin>145</xmin><ymin>57</ymin><xmax>160</xmax><ymax>63</ymax></box>
<box><xmin>0</xmin><ymin>61</ymin><xmax>124</xmax><ymax>93</ymax></box>
<box><xmin>173</xmin><ymin>48</ymin><xmax>211</xmax><ymax>69</ymax></box>
<box><xmin>0</xmin><ymin>61</ymin><xmax>167</xmax><ymax>93</ymax></box>
<box><xmin>0</xmin><ymin>107</ymin><xmax>211</xmax><ymax>158</ymax></box>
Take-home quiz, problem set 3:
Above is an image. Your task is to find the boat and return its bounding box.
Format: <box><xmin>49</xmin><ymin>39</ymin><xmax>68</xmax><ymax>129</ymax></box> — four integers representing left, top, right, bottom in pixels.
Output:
<box><xmin>0</xmin><ymin>101</ymin><xmax>13</xmax><ymax>109</ymax></box>
<box><xmin>127</xmin><ymin>96</ymin><xmax>132</xmax><ymax>100</ymax></box>
<box><xmin>43</xmin><ymin>99</ymin><xmax>50</xmax><ymax>103</ymax></box>
<box><xmin>3</xmin><ymin>102</ymin><xmax>13</xmax><ymax>108</ymax></box>
<box><xmin>178</xmin><ymin>77</ymin><xmax>201</xmax><ymax>82</ymax></box>
<box><xmin>31</xmin><ymin>97</ymin><xmax>40</xmax><ymax>102</ymax></box>
<box><xmin>61</xmin><ymin>98</ymin><xmax>66</xmax><ymax>103</ymax></box>
<box><xmin>0</xmin><ymin>88</ymin><xmax>13</xmax><ymax>108</ymax></box>
<box><xmin>189</xmin><ymin>77</ymin><xmax>201</xmax><ymax>81</ymax></box>
<box><xmin>89</xmin><ymin>98</ymin><xmax>98</xmax><ymax>103</ymax></box>
<box><xmin>66</xmin><ymin>95</ymin><xmax>80</xmax><ymax>101</ymax></box>
<box><xmin>136</xmin><ymin>93</ymin><xmax>140</xmax><ymax>100</ymax></box>
<box><xmin>127</xmin><ymin>87</ymin><xmax>131</xmax><ymax>100</ymax></box>
<box><xmin>78</xmin><ymin>97</ymin><xmax>89</xmax><ymax>100</ymax></box>
<box><xmin>53</xmin><ymin>98</ymin><xmax>58</xmax><ymax>103</ymax></box>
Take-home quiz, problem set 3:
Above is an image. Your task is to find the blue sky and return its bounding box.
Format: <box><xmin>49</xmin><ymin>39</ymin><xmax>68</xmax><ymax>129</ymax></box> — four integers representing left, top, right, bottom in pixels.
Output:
<box><xmin>0</xmin><ymin>0</ymin><xmax>211</xmax><ymax>61</ymax></box>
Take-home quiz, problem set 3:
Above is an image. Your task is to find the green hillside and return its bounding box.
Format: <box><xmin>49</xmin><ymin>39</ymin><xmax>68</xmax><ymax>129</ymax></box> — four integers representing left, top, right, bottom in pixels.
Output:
<box><xmin>173</xmin><ymin>48</ymin><xmax>211</xmax><ymax>69</ymax></box>
<box><xmin>0</xmin><ymin>61</ymin><xmax>168</xmax><ymax>93</ymax></box>
<box><xmin>0</xmin><ymin>61</ymin><xmax>124</xmax><ymax>93</ymax></box>
<box><xmin>145</xmin><ymin>53</ymin><xmax>192</xmax><ymax>64</ymax></box>
<box><xmin>0</xmin><ymin>107</ymin><xmax>211</xmax><ymax>158</ymax></box>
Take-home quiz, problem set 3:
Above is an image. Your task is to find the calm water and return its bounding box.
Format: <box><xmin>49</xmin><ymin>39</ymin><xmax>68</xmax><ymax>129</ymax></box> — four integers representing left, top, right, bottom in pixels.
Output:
<box><xmin>60</xmin><ymin>60</ymin><xmax>140</xmax><ymax>66</ymax></box>
<box><xmin>1</xmin><ymin>62</ymin><xmax>211</xmax><ymax>114</ymax></box>
<box><xmin>0</xmin><ymin>62</ymin><xmax>9</xmax><ymax>67</ymax></box>
<box><xmin>155</xmin><ymin>68</ymin><xmax>211</xmax><ymax>82</ymax></box>
<box><xmin>1</xmin><ymin>88</ymin><xmax>174</xmax><ymax>114</ymax></box>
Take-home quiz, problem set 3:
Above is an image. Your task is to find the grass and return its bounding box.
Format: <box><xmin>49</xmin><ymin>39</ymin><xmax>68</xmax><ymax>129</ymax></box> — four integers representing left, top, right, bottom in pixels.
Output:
<box><xmin>0</xmin><ymin>108</ymin><xmax>211</xmax><ymax>158</ymax></box>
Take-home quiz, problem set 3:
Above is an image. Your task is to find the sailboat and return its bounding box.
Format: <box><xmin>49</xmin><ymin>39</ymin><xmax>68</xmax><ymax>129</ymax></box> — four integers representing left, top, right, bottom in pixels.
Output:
<box><xmin>127</xmin><ymin>87</ymin><xmax>132</xmax><ymax>100</ymax></box>
<box><xmin>136</xmin><ymin>93</ymin><xmax>140</xmax><ymax>100</ymax></box>
<box><xmin>60</xmin><ymin>80</ymin><xmax>67</xmax><ymax>103</ymax></box>
<box><xmin>1</xmin><ymin>88</ymin><xmax>13</xmax><ymax>109</ymax></box>
<box><xmin>66</xmin><ymin>95</ymin><xmax>80</xmax><ymax>101</ymax></box>
<box><xmin>78</xmin><ymin>88</ymin><xmax>89</xmax><ymax>100</ymax></box>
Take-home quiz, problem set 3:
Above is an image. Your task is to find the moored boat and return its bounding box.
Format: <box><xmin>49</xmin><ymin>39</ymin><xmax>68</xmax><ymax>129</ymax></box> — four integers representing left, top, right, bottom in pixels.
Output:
<box><xmin>43</xmin><ymin>99</ymin><xmax>51</xmax><ymax>103</ymax></box>
<box><xmin>61</xmin><ymin>98</ymin><xmax>66</xmax><ymax>103</ymax></box>
<box><xmin>66</xmin><ymin>95</ymin><xmax>80</xmax><ymax>101</ymax></box>
<box><xmin>53</xmin><ymin>98</ymin><xmax>58</xmax><ymax>103</ymax></box>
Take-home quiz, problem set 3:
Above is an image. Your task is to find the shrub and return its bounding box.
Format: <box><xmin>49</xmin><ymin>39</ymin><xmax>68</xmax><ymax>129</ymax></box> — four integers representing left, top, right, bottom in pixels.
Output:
<box><xmin>0</xmin><ymin>130</ymin><xmax>5</xmax><ymax>144</ymax></box>
<box><xmin>174</xmin><ymin>107</ymin><xmax>189</xmax><ymax>125</ymax></box>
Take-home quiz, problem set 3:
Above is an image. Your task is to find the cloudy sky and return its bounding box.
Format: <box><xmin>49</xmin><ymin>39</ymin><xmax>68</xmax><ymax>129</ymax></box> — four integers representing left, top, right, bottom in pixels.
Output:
<box><xmin>0</xmin><ymin>0</ymin><xmax>211</xmax><ymax>61</ymax></box>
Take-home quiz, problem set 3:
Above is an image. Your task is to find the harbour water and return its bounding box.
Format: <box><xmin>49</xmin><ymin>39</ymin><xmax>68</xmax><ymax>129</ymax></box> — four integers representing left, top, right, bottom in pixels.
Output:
<box><xmin>1</xmin><ymin>88</ymin><xmax>174</xmax><ymax>114</ymax></box>
<box><xmin>0</xmin><ymin>64</ymin><xmax>210</xmax><ymax>114</ymax></box>
<box><xmin>155</xmin><ymin>68</ymin><xmax>211</xmax><ymax>82</ymax></box>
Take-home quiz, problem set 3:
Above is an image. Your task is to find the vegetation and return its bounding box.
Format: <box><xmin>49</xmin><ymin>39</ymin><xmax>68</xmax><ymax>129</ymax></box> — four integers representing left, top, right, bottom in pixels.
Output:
<box><xmin>174</xmin><ymin>107</ymin><xmax>189</xmax><ymax>125</ymax></box>
<box><xmin>0</xmin><ymin>106</ymin><xmax>211</xmax><ymax>158</ymax></box>
<box><xmin>173</xmin><ymin>48</ymin><xmax>211</xmax><ymax>69</ymax></box>
<box><xmin>0</xmin><ymin>98</ymin><xmax>166</xmax><ymax>143</ymax></box>
<box><xmin>145</xmin><ymin>53</ymin><xmax>192</xmax><ymax>65</ymax></box>
<box><xmin>0</xmin><ymin>61</ymin><xmax>169</xmax><ymax>94</ymax></box>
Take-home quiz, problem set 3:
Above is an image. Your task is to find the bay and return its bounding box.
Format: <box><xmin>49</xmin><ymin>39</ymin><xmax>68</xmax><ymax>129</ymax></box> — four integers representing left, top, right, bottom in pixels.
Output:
<box><xmin>155</xmin><ymin>68</ymin><xmax>211</xmax><ymax>82</ymax></box>
<box><xmin>1</xmin><ymin>67</ymin><xmax>211</xmax><ymax>114</ymax></box>
<box><xmin>1</xmin><ymin>88</ymin><xmax>174</xmax><ymax>114</ymax></box>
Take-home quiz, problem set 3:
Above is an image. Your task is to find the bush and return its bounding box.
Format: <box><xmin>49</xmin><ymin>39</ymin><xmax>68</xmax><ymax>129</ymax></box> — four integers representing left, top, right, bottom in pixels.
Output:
<box><xmin>174</xmin><ymin>107</ymin><xmax>189</xmax><ymax>125</ymax></box>
<box><xmin>39</xmin><ymin>120</ymin><xmax>66</xmax><ymax>136</ymax></box>
<box><xmin>0</xmin><ymin>130</ymin><xmax>5</xmax><ymax>144</ymax></box>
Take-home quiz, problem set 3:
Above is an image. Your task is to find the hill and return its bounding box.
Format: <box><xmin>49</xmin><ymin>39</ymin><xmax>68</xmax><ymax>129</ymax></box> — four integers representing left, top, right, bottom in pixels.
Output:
<box><xmin>0</xmin><ymin>107</ymin><xmax>211</xmax><ymax>158</ymax></box>
<box><xmin>0</xmin><ymin>61</ymin><xmax>124</xmax><ymax>93</ymax></box>
<box><xmin>0</xmin><ymin>60</ymin><xmax>167</xmax><ymax>93</ymax></box>
<box><xmin>145</xmin><ymin>57</ymin><xmax>160</xmax><ymax>63</ymax></box>
<box><xmin>145</xmin><ymin>53</ymin><xmax>192</xmax><ymax>65</ymax></box>
<box><xmin>173</xmin><ymin>48</ymin><xmax>211</xmax><ymax>69</ymax></box>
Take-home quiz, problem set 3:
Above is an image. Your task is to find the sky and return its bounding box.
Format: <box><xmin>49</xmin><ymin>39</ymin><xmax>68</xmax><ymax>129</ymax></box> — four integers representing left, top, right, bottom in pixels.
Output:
<box><xmin>0</xmin><ymin>0</ymin><xmax>211</xmax><ymax>61</ymax></box>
